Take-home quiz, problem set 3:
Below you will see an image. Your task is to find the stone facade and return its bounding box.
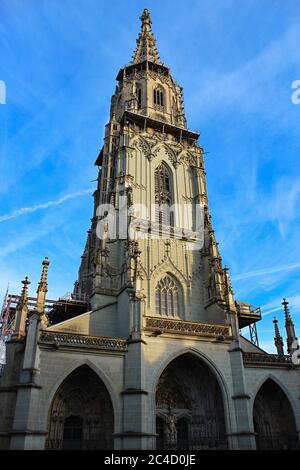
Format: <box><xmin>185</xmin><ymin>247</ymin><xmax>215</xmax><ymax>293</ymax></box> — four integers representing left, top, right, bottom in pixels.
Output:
<box><xmin>0</xmin><ymin>9</ymin><xmax>299</xmax><ymax>451</ymax></box>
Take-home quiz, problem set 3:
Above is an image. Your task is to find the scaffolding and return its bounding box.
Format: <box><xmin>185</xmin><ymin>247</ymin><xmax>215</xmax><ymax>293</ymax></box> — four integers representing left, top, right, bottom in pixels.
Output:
<box><xmin>248</xmin><ymin>308</ymin><xmax>261</xmax><ymax>347</ymax></box>
<box><xmin>236</xmin><ymin>301</ymin><xmax>261</xmax><ymax>347</ymax></box>
<box><xmin>0</xmin><ymin>286</ymin><xmax>12</xmax><ymax>341</ymax></box>
<box><xmin>0</xmin><ymin>287</ymin><xmax>10</xmax><ymax>373</ymax></box>
<box><xmin>0</xmin><ymin>290</ymin><xmax>89</xmax><ymax>342</ymax></box>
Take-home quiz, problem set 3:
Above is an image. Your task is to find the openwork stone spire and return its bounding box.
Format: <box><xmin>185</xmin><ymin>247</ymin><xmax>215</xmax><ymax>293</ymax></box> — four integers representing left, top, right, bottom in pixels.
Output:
<box><xmin>132</xmin><ymin>9</ymin><xmax>161</xmax><ymax>64</ymax></box>
<box><xmin>13</xmin><ymin>276</ymin><xmax>30</xmax><ymax>338</ymax></box>
<box><xmin>18</xmin><ymin>277</ymin><xmax>30</xmax><ymax>309</ymax></box>
<box><xmin>273</xmin><ymin>316</ymin><xmax>284</xmax><ymax>356</ymax></box>
<box><xmin>36</xmin><ymin>257</ymin><xmax>50</xmax><ymax>327</ymax></box>
<box><xmin>282</xmin><ymin>298</ymin><xmax>298</xmax><ymax>354</ymax></box>
<box><xmin>37</xmin><ymin>257</ymin><xmax>49</xmax><ymax>292</ymax></box>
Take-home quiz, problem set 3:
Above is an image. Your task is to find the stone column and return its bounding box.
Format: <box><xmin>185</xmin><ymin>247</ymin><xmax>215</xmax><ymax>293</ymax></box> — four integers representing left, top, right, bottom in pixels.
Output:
<box><xmin>116</xmin><ymin>291</ymin><xmax>155</xmax><ymax>450</ymax></box>
<box><xmin>228</xmin><ymin>305</ymin><xmax>256</xmax><ymax>449</ymax></box>
<box><xmin>10</xmin><ymin>258</ymin><xmax>50</xmax><ymax>450</ymax></box>
<box><xmin>9</xmin><ymin>311</ymin><xmax>45</xmax><ymax>450</ymax></box>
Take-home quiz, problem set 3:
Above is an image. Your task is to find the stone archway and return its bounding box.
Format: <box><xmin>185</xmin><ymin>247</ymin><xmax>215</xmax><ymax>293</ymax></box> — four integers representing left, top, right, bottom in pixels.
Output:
<box><xmin>45</xmin><ymin>365</ymin><xmax>114</xmax><ymax>450</ymax></box>
<box><xmin>253</xmin><ymin>379</ymin><xmax>299</xmax><ymax>450</ymax></box>
<box><xmin>155</xmin><ymin>353</ymin><xmax>227</xmax><ymax>450</ymax></box>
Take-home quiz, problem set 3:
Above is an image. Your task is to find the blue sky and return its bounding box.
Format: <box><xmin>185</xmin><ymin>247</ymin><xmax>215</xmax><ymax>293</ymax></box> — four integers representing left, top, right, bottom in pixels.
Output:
<box><xmin>0</xmin><ymin>0</ymin><xmax>300</xmax><ymax>352</ymax></box>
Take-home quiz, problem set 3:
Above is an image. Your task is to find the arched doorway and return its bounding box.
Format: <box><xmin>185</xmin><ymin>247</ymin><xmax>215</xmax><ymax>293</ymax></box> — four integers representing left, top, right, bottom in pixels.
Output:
<box><xmin>46</xmin><ymin>365</ymin><xmax>114</xmax><ymax>450</ymax></box>
<box><xmin>253</xmin><ymin>379</ymin><xmax>299</xmax><ymax>450</ymax></box>
<box><xmin>155</xmin><ymin>353</ymin><xmax>227</xmax><ymax>450</ymax></box>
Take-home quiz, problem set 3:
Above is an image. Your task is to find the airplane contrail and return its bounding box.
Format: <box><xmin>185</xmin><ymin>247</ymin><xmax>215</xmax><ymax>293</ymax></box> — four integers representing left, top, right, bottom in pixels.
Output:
<box><xmin>0</xmin><ymin>189</ymin><xmax>93</xmax><ymax>223</ymax></box>
<box><xmin>231</xmin><ymin>262</ymin><xmax>300</xmax><ymax>281</ymax></box>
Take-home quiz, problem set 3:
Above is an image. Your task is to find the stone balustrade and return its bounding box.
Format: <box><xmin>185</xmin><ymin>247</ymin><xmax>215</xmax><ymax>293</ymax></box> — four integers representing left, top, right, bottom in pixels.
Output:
<box><xmin>145</xmin><ymin>316</ymin><xmax>231</xmax><ymax>338</ymax></box>
<box><xmin>39</xmin><ymin>330</ymin><xmax>127</xmax><ymax>352</ymax></box>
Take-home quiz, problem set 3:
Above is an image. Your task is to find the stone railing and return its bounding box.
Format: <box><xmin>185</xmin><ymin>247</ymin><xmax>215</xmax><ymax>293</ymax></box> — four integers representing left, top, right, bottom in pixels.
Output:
<box><xmin>243</xmin><ymin>352</ymin><xmax>293</xmax><ymax>366</ymax></box>
<box><xmin>145</xmin><ymin>316</ymin><xmax>231</xmax><ymax>338</ymax></box>
<box><xmin>39</xmin><ymin>331</ymin><xmax>127</xmax><ymax>352</ymax></box>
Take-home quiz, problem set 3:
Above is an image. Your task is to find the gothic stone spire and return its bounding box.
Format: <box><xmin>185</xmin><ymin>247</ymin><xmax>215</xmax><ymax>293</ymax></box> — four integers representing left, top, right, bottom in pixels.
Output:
<box><xmin>132</xmin><ymin>9</ymin><xmax>161</xmax><ymax>64</ymax></box>
<box><xmin>273</xmin><ymin>316</ymin><xmax>284</xmax><ymax>356</ymax></box>
<box><xmin>36</xmin><ymin>257</ymin><xmax>50</xmax><ymax>327</ymax></box>
<box><xmin>282</xmin><ymin>298</ymin><xmax>298</xmax><ymax>355</ymax></box>
<box><xmin>12</xmin><ymin>276</ymin><xmax>30</xmax><ymax>339</ymax></box>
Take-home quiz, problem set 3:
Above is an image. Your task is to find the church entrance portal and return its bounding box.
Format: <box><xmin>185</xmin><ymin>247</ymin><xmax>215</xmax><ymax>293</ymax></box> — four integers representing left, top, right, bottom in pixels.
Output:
<box><xmin>155</xmin><ymin>353</ymin><xmax>228</xmax><ymax>450</ymax></box>
<box><xmin>46</xmin><ymin>365</ymin><xmax>114</xmax><ymax>450</ymax></box>
<box><xmin>253</xmin><ymin>379</ymin><xmax>299</xmax><ymax>450</ymax></box>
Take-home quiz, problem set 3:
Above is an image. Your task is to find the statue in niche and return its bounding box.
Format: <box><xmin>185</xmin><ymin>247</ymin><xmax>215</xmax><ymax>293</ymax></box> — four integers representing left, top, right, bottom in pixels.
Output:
<box><xmin>165</xmin><ymin>411</ymin><xmax>177</xmax><ymax>450</ymax></box>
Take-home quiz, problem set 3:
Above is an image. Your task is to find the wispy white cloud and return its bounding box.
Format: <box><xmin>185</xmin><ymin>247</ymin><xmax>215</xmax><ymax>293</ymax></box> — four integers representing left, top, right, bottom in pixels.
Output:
<box><xmin>214</xmin><ymin>176</ymin><xmax>300</xmax><ymax>239</ymax></box>
<box><xmin>0</xmin><ymin>189</ymin><xmax>93</xmax><ymax>223</ymax></box>
<box><xmin>0</xmin><ymin>218</ymin><xmax>62</xmax><ymax>259</ymax></box>
<box><xmin>191</xmin><ymin>20</ymin><xmax>300</xmax><ymax>118</ymax></box>
<box><xmin>232</xmin><ymin>261</ymin><xmax>300</xmax><ymax>281</ymax></box>
<box><xmin>259</xmin><ymin>178</ymin><xmax>300</xmax><ymax>237</ymax></box>
<box><xmin>261</xmin><ymin>294</ymin><xmax>300</xmax><ymax>315</ymax></box>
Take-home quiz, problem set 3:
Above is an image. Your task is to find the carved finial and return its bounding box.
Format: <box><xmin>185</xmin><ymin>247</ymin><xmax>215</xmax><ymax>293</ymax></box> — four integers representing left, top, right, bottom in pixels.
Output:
<box><xmin>282</xmin><ymin>298</ymin><xmax>292</xmax><ymax>324</ymax></box>
<box><xmin>18</xmin><ymin>276</ymin><xmax>30</xmax><ymax>309</ymax></box>
<box><xmin>36</xmin><ymin>257</ymin><xmax>50</xmax><ymax>326</ymax></box>
<box><xmin>223</xmin><ymin>266</ymin><xmax>232</xmax><ymax>294</ymax></box>
<box><xmin>132</xmin><ymin>9</ymin><xmax>161</xmax><ymax>64</ymax></box>
<box><xmin>282</xmin><ymin>298</ymin><xmax>298</xmax><ymax>355</ymax></box>
<box><xmin>37</xmin><ymin>257</ymin><xmax>50</xmax><ymax>294</ymax></box>
<box><xmin>273</xmin><ymin>316</ymin><xmax>284</xmax><ymax>356</ymax></box>
<box><xmin>140</xmin><ymin>8</ymin><xmax>152</xmax><ymax>30</ymax></box>
<box><xmin>141</xmin><ymin>8</ymin><xmax>151</xmax><ymax>28</ymax></box>
<box><xmin>13</xmin><ymin>277</ymin><xmax>30</xmax><ymax>338</ymax></box>
<box><xmin>222</xmin><ymin>266</ymin><xmax>236</xmax><ymax>312</ymax></box>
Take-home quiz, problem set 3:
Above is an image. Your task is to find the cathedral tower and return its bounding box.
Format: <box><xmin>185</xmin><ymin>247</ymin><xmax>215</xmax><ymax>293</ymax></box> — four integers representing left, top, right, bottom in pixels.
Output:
<box><xmin>2</xmin><ymin>9</ymin><xmax>299</xmax><ymax>452</ymax></box>
<box><xmin>75</xmin><ymin>9</ymin><xmax>236</xmax><ymax>340</ymax></box>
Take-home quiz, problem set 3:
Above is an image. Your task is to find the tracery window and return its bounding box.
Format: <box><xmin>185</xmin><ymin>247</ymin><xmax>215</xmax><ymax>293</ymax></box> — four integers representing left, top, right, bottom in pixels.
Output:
<box><xmin>155</xmin><ymin>275</ymin><xmax>179</xmax><ymax>316</ymax></box>
<box><xmin>154</xmin><ymin>162</ymin><xmax>174</xmax><ymax>226</ymax></box>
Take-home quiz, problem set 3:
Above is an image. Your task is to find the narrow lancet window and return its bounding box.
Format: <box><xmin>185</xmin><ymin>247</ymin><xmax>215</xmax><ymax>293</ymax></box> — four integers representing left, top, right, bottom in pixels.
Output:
<box><xmin>154</xmin><ymin>162</ymin><xmax>174</xmax><ymax>227</ymax></box>
<box><xmin>153</xmin><ymin>88</ymin><xmax>164</xmax><ymax>107</ymax></box>
<box><xmin>137</xmin><ymin>87</ymin><xmax>142</xmax><ymax>109</ymax></box>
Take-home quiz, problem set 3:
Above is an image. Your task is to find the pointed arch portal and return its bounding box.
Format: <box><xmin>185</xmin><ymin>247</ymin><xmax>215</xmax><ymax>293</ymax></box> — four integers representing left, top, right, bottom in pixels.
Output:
<box><xmin>45</xmin><ymin>365</ymin><xmax>114</xmax><ymax>450</ymax></box>
<box><xmin>155</xmin><ymin>353</ymin><xmax>227</xmax><ymax>450</ymax></box>
<box><xmin>253</xmin><ymin>379</ymin><xmax>299</xmax><ymax>450</ymax></box>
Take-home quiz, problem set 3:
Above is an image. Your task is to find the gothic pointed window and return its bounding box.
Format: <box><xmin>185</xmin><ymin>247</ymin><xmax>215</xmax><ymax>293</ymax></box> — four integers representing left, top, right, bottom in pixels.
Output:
<box><xmin>154</xmin><ymin>162</ymin><xmax>174</xmax><ymax>227</ymax></box>
<box><xmin>153</xmin><ymin>87</ymin><xmax>164</xmax><ymax>108</ymax></box>
<box><xmin>155</xmin><ymin>275</ymin><xmax>180</xmax><ymax>317</ymax></box>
